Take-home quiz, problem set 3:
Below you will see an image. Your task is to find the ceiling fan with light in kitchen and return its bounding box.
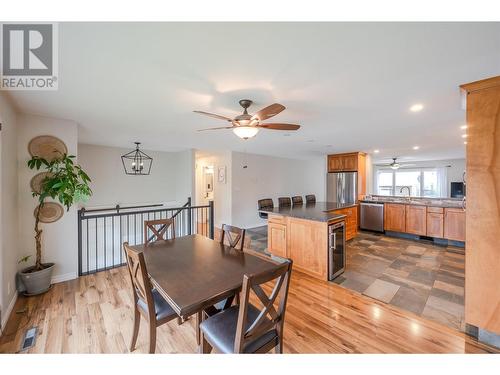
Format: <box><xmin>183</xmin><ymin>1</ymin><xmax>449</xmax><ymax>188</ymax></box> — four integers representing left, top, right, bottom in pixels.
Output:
<box><xmin>194</xmin><ymin>99</ymin><xmax>301</xmax><ymax>139</ymax></box>
<box><xmin>376</xmin><ymin>157</ymin><xmax>416</xmax><ymax>170</ymax></box>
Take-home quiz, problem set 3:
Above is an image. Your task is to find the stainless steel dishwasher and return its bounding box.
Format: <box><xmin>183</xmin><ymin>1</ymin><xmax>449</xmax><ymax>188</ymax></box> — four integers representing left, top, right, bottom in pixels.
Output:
<box><xmin>360</xmin><ymin>202</ymin><xmax>384</xmax><ymax>232</ymax></box>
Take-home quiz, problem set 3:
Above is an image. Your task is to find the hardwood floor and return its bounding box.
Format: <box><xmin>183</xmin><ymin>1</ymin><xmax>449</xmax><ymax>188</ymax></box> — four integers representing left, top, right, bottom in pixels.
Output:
<box><xmin>0</xmin><ymin>266</ymin><xmax>497</xmax><ymax>354</ymax></box>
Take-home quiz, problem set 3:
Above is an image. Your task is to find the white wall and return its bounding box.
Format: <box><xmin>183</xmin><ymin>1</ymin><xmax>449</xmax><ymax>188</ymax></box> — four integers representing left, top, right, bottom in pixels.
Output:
<box><xmin>0</xmin><ymin>92</ymin><xmax>19</xmax><ymax>329</ymax></box>
<box><xmin>17</xmin><ymin>114</ymin><xmax>79</xmax><ymax>283</ymax></box>
<box><xmin>231</xmin><ymin>152</ymin><xmax>326</xmax><ymax>228</ymax></box>
<box><xmin>78</xmin><ymin>144</ymin><xmax>193</xmax><ymax>208</ymax></box>
<box><xmin>371</xmin><ymin>158</ymin><xmax>466</xmax><ymax>197</ymax></box>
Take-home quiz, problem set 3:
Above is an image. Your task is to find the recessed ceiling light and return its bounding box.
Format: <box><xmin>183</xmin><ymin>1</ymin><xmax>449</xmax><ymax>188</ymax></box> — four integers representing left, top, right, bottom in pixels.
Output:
<box><xmin>410</xmin><ymin>103</ymin><xmax>424</xmax><ymax>112</ymax></box>
<box><xmin>460</xmin><ymin>125</ymin><xmax>468</xmax><ymax>130</ymax></box>
<box><xmin>374</xmin><ymin>149</ymin><xmax>380</xmax><ymax>153</ymax></box>
<box><xmin>413</xmin><ymin>146</ymin><xmax>420</xmax><ymax>150</ymax></box>
<box><xmin>462</xmin><ymin>134</ymin><xmax>468</xmax><ymax>138</ymax></box>
<box><xmin>464</xmin><ymin>141</ymin><xmax>467</xmax><ymax>145</ymax></box>
<box><xmin>283</xmin><ymin>133</ymin><xmax>291</xmax><ymax>137</ymax></box>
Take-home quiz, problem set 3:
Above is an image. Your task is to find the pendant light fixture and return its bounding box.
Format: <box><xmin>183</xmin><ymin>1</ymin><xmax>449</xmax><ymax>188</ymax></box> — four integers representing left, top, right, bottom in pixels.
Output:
<box><xmin>121</xmin><ymin>142</ymin><xmax>153</xmax><ymax>175</ymax></box>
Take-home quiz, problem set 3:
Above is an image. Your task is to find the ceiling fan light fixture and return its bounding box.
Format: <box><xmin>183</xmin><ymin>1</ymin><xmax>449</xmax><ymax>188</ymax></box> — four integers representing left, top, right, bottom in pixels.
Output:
<box><xmin>233</xmin><ymin>126</ymin><xmax>259</xmax><ymax>140</ymax></box>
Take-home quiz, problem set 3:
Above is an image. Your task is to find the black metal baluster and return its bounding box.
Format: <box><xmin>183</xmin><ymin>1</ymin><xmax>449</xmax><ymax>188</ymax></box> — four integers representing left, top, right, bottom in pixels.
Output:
<box><xmin>86</xmin><ymin>218</ymin><xmax>89</xmax><ymax>275</ymax></box>
<box><xmin>119</xmin><ymin>215</ymin><xmax>123</xmax><ymax>264</ymax></box>
<box><xmin>95</xmin><ymin>218</ymin><xmax>98</xmax><ymax>272</ymax></box>
<box><xmin>127</xmin><ymin>214</ymin><xmax>130</xmax><ymax>245</ymax></box>
<box><xmin>209</xmin><ymin>200</ymin><xmax>214</xmax><ymax>240</ymax></box>
<box><xmin>104</xmin><ymin>217</ymin><xmax>107</xmax><ymax>270</ymax></box>
<box><xmin>134</xmin><ymin>213</ymin><xmax>137</xmax><ymax>245</ymax></box>
<box><xmin>112</xmin><ymin>216</ymin><xmax>115</xmax><ymax>269</ymax></box>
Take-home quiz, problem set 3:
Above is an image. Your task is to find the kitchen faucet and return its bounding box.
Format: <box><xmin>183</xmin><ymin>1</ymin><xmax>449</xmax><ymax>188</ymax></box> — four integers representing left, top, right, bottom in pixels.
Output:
<box><xmin>400</xmin><ymin>186</ymin><xmax>411</xmax><ymax>201</ymax></box>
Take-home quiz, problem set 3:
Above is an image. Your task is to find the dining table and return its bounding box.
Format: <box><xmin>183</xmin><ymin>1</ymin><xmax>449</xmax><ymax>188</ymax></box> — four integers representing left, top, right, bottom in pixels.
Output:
<box><xmin>129</xmin><ymin>233</ymin><xmax>284</xmax><ymax>349</ymax></box>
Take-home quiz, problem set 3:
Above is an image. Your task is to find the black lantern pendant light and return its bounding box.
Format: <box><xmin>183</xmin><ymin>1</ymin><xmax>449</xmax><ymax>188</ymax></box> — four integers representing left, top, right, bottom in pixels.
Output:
<box><xmin>121</xmin><ymin>142</ymin><xmax>153</xmax><ymax>175</ymax></box>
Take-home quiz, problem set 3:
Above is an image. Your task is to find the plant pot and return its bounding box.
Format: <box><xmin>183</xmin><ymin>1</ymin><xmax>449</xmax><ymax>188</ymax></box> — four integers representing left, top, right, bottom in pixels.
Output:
<box><xmin>18</xmin><ymin>263</ymin><xmax>55</xmax><ymax>295</ymax></box>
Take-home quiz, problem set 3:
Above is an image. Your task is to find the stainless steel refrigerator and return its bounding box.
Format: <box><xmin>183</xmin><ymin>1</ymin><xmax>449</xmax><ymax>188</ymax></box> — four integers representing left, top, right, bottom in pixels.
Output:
<box><xmin>327</xmin><ymin>172</ymin><xmax>357</xmax><ymax>204</ymax></box>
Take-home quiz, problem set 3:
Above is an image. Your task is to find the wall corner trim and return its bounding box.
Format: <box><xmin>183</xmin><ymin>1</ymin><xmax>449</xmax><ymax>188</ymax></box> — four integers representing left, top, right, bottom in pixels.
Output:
<box><xmin>1</xmin><ymin>293</ymin><xmax>18</xmax><ymax>334</ymax></box>
<box><xmin>51</xmin><ymin>272</ymin><xmax>77</xmax><ymax>284</ymax></box>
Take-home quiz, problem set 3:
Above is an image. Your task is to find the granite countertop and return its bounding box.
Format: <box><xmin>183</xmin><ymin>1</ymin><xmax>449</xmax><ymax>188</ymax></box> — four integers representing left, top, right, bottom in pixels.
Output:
<box><xmin>259</xmin><ymin>202</ymin><xmax>354</xmax><ymax>222</ymax></box>
<box><xmin>360</xmin><ymin>196</ymin><xmax>463</xmax><ymax>208</ymax></box>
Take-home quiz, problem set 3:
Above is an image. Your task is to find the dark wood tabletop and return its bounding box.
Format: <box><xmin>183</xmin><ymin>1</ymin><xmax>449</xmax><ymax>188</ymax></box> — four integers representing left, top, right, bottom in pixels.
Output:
<box><xmin>130</xmin><ymin>234</ymin><xmax>282</xmax><ymax>318</ymax></box>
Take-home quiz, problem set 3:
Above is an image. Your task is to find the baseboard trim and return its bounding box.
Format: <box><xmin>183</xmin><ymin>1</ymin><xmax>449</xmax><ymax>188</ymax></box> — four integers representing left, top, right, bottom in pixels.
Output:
<box><xmin>245</xmin><ymin>223</ymin><xmax>267</xmax><ymax>230</ymax></box>
<box><xmin>1</xmin><ymin>292</ymin><xmax>18</xmax><ymax>335</ymax></box>
<box><xmin>51</xmin><ymin>272</ymin><xmax>77</xmax><ymax>284</ymax></box>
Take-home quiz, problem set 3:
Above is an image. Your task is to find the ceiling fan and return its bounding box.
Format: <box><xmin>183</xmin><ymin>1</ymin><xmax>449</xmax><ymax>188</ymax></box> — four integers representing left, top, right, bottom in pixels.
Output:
<box><xmin>376</xmin><ymin>157</ymin><xmax>416</xmax><ymax>170</ymax></box>
<box><xmin>194</xmin><ymin>99</ymin><xmax>300</xmax><ymax>139</ymax></box>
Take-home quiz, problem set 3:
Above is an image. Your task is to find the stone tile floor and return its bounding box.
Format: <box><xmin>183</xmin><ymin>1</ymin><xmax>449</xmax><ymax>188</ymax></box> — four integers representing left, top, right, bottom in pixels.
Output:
<box><xmin>246</xmin><ymin>226</ymin><xmax>465</xmax><ymax>331</ymax></box>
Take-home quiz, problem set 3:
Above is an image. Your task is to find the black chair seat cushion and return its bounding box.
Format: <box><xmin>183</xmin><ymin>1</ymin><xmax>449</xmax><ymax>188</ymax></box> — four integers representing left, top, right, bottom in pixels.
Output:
<box><xmin>137</xmin><ymin>289</ymin><xmax>177</xmax><ymax>321</ymax></box>
<box><xmin>200</xmin><ymin>304</ymin><xmax>278</xmax><ymax>353</ymax></box>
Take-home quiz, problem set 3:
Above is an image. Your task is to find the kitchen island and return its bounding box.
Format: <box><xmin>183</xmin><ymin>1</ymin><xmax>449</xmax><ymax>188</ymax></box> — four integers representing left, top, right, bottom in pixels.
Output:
<box><xmin>259</xmin><ymin>202</ymin><xmax>355</xmax><ymax>280</ymax></box>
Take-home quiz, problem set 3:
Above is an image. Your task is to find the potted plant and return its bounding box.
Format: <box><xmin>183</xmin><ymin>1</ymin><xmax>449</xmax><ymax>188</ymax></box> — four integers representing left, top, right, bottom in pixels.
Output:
<box><xmin>18</xmin><ymin>154</ymin><xmax>92</xmax><ymax>295</ymax></box>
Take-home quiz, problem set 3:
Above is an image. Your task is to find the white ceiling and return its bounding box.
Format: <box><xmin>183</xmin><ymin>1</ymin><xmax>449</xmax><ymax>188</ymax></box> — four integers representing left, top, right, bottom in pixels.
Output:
<box><xmin>7</xmin><ymin>22</ymin><xmax>500</xmax><ymax>161</ymax></box>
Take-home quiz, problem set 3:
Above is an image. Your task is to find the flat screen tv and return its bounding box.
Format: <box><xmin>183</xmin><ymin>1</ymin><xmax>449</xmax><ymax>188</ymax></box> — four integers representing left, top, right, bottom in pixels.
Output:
<box><xmin>450</xmin><ymin>182</ymin><xmax>465</xmax><ymax>198</ymax></box>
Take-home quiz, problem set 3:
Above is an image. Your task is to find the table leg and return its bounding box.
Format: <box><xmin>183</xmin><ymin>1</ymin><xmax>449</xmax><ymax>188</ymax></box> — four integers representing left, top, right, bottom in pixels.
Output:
<box><xmin>196</xmin><ymin>311</ymin><xmax>201</xmax><ymax>347</ymax></box>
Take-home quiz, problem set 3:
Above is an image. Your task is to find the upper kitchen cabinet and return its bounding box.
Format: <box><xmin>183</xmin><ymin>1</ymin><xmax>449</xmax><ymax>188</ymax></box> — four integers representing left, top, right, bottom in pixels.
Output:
<box><xmin>328</xmin><ymin>152</ymin><xmax>367</xmax><ymax>200</ymax></box>
<box><xmin>328</xmin><ymin>152</ymin><xmax>365</xmax><ymax>172</ymax></box>
<box><xmin>461</xmin><ymin>76</ymin><xmax>500</xmax><ymax>335</ymax></box>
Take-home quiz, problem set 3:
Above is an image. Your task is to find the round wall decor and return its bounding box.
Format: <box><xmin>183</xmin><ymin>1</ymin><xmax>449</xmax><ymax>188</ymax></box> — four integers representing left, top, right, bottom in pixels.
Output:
<box><xmin>28</xmin><ymin>135</ymin><xmax>68</xmax><ymax>162</ymax></box>
<box><xmin>34</xmin><ymin>202</ymin><xmax>64</xmax><ymax>223</ymax></box>
<box><xmin>30</xmin><ymin>172</ymin><xmax>54</xmax><ymax>194</ymax></box>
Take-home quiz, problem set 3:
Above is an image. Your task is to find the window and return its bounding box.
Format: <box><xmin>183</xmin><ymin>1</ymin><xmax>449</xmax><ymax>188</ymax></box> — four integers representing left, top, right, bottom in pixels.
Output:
<box><xmin>377</xmin><ymin>171</ymin><xmax>393</xmax><ymax>196</ymax></box>
<box><xmin>395</xmin><ymin>170</ymin><xmax>421</xmax><ymax>197</ymax></box>
<box><xmin>376</xmin><ymin>168</ymin><xmax>447</xmax><ymax>197</ymax></box>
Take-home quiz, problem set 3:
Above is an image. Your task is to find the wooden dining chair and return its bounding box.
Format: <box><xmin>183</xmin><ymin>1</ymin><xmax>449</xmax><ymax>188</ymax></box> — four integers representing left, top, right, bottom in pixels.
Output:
<box><xmin>199</xmin><ymin>259</ymin><xmax>293</xmax><ymax>354</ymax></box>
<box><xmin>144</xmin><ymin>218</ymin><xmax>175</xmax><ymax>245</ymax></box>
<box><xmin>123</xmin><ymin>242</ymin><xmax>179</xmax><ymax>354</ymax></box>
<box><xmin>220</xmin><ymin>224</ymin><xmax>246</xmax><ymax>251</ymax></box>
<box><xmin>291</xmin><ymin>196</ymin><xmax>303</xmax><ymax>205</ymax></box>
<box><xmin>305</xmin><ymin>194</ymin><xmax>316</xmax><ymax>204</ymax></box>
<box><xmin>278</xmin><ymin>197</ymin><xmax>291</xmax><ymax>208</ymax></box>
<box><xmin>195</xmin><ymin>224</ymin><xmax>247</xmax><ymax>345</ymax></box>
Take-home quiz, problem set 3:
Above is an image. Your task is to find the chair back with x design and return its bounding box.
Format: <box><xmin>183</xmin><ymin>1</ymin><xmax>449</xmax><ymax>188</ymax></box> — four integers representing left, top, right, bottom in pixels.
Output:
<box><xmin>233</xmin><ymin>259</ymin><xmax>292</xmax><ymax>353</ymax></box>
<box><xmin>123</xmin><ymin>242</ymin><xmax>155</xmax><ymax>318</ymax></box>
<box><xmin>220</xmin><ymin>224</ymin><xmax>246</xmax><ymax>251</ymax></box>
<box><xmin>144</xmin><ymin>218</ymin><xmax>175</xmax><ymax>245</ymax></box>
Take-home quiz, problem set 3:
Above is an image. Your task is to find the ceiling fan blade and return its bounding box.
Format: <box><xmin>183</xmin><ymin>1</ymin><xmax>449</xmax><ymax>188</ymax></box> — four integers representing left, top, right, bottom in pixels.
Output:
<box><xmin>193</xmin><ymin>110</ymin><xmax>233</xmax><ymax>122</ymax></box>
<box><xmin>197</xmin><ymin>126</ymin><xmax>235</xmax><ymax>132</ymax></box>
<box><xmin>257</xmin><ymin>123</ymin><xmax>300</xmax><ymax>131</ymax></box>
<box><xmin>251</xmin><ymin>103</ymin><xmax>286</xmax><ymax>121</ymax></box>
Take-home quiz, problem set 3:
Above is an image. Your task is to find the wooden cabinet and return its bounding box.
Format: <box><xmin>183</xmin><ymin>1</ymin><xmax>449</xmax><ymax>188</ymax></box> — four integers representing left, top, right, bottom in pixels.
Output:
<box><xmin>327</xmin><ymin>152</ymin><xmax>367</xmax><ymax>200</ymax></box>
<box><xmin>405</xmin><ymin>205</ymin><xmax>427</xmax><ymax>235</ymax></box>
<box><xmin>461</xmin><ymin>76</ymin><xmax>500</xmax><ymax>334</ymax></box>
<box><xmin>342</xmin><ymin>154</ymin><xmax>358</xmax><ymax>171</ymax></box>
<box><xmin>444</xmin><ymin>208</ymin><xmax>465</xmax><ymax>242</ymax></box>
<box><xmin>383</xmin><ymin>203</ymin><xmax>464</xmax><ymax>241</ymax></box>
<box><xmin>288</xmin><ymin>217</ymin><xmax>328</xmax><ymax>280</ymax></box>
<box><xmin>384</xmin><ymin>203</ymin><xmax>406</xmax><ymax>232</ymax></box>
<box><xmin>327</xmin><ymin>152</ymin><xmax>363</xmax><ymax>172</ymax></box>
<box><xmin>333</xmin><ymin>206</ymin><xmax>358</xmax><ymax>240</ymax></box>
<box><xmin>268</xmin><ymin>221</ymin><xmax>287</xmax><ymax>258</ymax></box>
<box><xmin>328</xmin><ymin>155</ymin><xmax>345</xmax><ymax>172</ymax></box>
<box><xmin>426</xmin><ymin>208</ymin><xmax>444</xmax><ymax>238</ymax></box>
